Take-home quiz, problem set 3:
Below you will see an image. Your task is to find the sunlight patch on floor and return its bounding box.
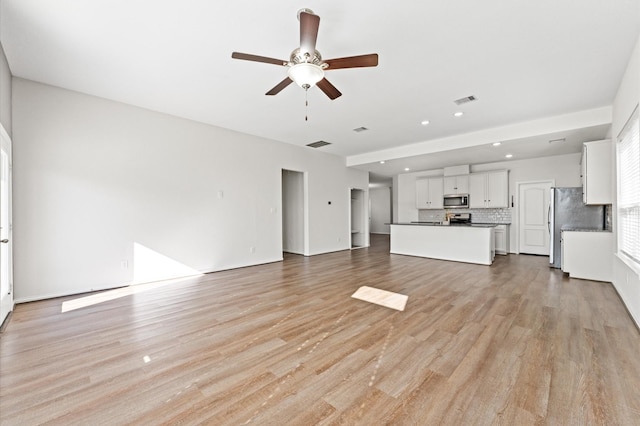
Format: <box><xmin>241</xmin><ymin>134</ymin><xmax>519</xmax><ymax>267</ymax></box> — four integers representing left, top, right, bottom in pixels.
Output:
<box><xmin>60</xmin><ymin>276</ymin><xmax>199</xmax><ymax>313</ymax></box>
<box><xmin>351</xmin><ymin>286</ymin><xmax>408</xmax><ymax>311</ymax></box>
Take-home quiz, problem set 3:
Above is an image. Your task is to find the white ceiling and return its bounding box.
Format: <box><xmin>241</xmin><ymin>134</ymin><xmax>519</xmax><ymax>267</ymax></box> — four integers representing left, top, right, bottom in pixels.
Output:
<box><xmin>1</xmin><ymin>0</ymin><xmax>638</xmax><ymax>178</ymax></box>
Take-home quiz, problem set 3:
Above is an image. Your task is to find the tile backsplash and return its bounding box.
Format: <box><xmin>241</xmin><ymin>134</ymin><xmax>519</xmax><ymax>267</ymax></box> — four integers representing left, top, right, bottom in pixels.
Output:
<box><xmin>418</xmin><ymin>208</ymin><xmax>512</xmax><ymax>224</ymax></box>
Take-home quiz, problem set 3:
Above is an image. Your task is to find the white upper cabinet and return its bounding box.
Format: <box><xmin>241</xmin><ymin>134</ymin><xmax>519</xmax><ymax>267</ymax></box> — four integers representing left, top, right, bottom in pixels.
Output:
<box><xmin>429</xmin><ymin>178</ymin><xmax>444</xmax><ymax>209</ymax></box>
<box><xmin>416</xmin><ymin>177</ymin><xmax>444</xmax><ymax>209</ymax></box>
<box><xmin>487</xmin><ymin>170</ymin><xmax>508</xmax><ymax>207</ymax></box>
<box><xmin>582</xmin><ymin>140</ymin><xmax>612</xmax><ymax>205</ymax></box>
<box><xmin>416</xmin><ymin>178</ymin><xmax>429</xmax><ymax>209</ymax></box>
<box><xmin>469</xmin><ymin>174</ymin><xmax>486</xmax><ymax>208</ymax></box>
<box><xmin>469</xmin><ymin>170</ymin><xmax>509</xmax><ymax>208</ymax></box>
<box><xmin>443</xmin><ymin>175</ymin><xmax>469</xmax><ymax>195</ymax></box>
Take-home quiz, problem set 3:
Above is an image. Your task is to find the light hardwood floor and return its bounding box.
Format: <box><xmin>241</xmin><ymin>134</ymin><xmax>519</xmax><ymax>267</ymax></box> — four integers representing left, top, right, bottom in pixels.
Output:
<box><xmin>1</xmin><ymin>234</ymin><xmax>639</xmax><ymax>425</ymax></box>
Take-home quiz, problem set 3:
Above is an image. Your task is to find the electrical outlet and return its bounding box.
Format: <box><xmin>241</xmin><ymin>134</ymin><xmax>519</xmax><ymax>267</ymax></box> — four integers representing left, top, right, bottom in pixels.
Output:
<box><xmin>337</xmin><ymin>236</ymin><xmax>341</xmax><ymax>242</ymax></box>
<box><xmin>249</xmin><ymin>247</ymin><xmax>255</xmax><ymax>254</ymax></box>
<box><xmin>121</xmin><ymin>260</ymin><xmax>129</xmax><ymax>269</ymax></box>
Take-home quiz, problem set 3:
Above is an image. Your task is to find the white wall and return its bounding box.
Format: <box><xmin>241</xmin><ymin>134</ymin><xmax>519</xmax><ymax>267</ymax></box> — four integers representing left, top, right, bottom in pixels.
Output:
<box><xmin>612</xmin><ymin>35</ymin><xmax>640</xmax><ymax>327</ymax></box>
<box><xmin>0</xmin><ymin>43</ymin><xmax>11</xmax><ymax>136</ymax></box>
<box><xmin>12</xmin><ymin>78</ymin><xmax>368</xmax><ymax>302</ymax></box>
<box><xmin>369</xmin><ymin>186</ymin><xmax>391</xmax><ymax>234</ymax></box>
<box><xmin>395</xmin><ymin>153</ymin><xmax>582</xmax><ymax>251</ymax></box>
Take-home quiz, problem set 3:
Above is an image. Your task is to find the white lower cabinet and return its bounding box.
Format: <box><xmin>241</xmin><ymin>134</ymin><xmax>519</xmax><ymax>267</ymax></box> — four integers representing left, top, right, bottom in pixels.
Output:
<box><xmin>562</xmin><ymin>231</ymin><xmax>613</xmax><ymax>282</ymax></box>
<box><xmin>494</xmin><ymin>225</ymin><xmax>509</xmax><ymax>255</ymax></box>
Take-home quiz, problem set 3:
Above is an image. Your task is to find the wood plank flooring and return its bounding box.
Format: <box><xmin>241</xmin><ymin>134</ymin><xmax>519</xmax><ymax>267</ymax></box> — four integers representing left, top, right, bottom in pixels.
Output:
<box><xmin>1</xmin><ymin>234</ymin><xmax>640</xmax><ymax>425</ymax></box>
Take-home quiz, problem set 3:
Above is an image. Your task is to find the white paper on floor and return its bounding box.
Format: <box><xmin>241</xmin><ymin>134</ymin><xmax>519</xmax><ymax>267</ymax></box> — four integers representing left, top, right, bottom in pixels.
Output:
<box><xmin>351</xmin><ymin>286</ymin><xmax>408</xmax><ymax>311</ymax></box>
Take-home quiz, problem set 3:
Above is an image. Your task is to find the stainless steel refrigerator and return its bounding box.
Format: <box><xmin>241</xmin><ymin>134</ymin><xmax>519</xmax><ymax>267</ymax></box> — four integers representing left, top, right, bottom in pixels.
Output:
<box><xmin>549</xmin><ymin>187</ymin><xmax>605</xmax><ymax>268</ymax></box>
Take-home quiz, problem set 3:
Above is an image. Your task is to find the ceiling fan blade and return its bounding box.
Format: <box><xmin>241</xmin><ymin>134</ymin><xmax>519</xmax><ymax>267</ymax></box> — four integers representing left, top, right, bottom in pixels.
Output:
<box><xmin>231</xmin><ymin>52</ymin><xmax>287</xmax><ymax>66</ymax></box>
<box><xmin>316</xmin><ymin>78</ymin><xmax>342</xmax><ymax>100</ymax></box>
<box><xmin>266</xmin><ymin>77</ymin><xmax>294</xmax><ymax>96</ymax></box>
<box><xmin>299</xmin><ymin>12</ymin><xmax>320</xmax><ymax>56</ymax></box>
<box><xmin>324</xmin><ymin>54</ymin><xmax>379</xmax><ymax>70</ymax></box>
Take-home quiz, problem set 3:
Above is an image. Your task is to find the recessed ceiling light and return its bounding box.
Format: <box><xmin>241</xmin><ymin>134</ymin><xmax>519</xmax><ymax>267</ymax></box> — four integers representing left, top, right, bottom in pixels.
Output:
<box><xmin>454</xmin><ymin>112</ymin><xmax>464</xmax><ymax>117</ymax></box>
<box><xmin>492</xmin><ymin>142</ymin><xmax>501</xmax><ymax>146</ymax></box>
<box><xmin>404</xmin><ymin>167</ymin><xmax>410</xmax><ymax>171</ymax></box>
<box><xmin>421</xmin><ymin>120</ymin><xmax>430</xmax><ymax>126</ymax></box>
<box><xmin>379</xmin><ymin>161</ymin><xmax>385</xmax><ymax>164</ymax></box>
<box><xmin>505</xmin><ymin>154</ymin><xmax>513</xmax><ymax>158</ymax></box>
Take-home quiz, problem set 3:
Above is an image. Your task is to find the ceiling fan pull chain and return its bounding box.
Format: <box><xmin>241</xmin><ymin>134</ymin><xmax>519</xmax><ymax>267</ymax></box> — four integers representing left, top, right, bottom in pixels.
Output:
<box><xmin>305</xmin><ymin>87</ymin><xmax>309</xmax><ymax>121</ymax></box>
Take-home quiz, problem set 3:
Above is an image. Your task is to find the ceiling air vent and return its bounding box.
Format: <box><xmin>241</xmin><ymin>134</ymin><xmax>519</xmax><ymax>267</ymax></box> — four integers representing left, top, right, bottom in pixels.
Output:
<box><xmin>353</xmin><ymin>127</ymin><xmax>369</xmax><ymax>133</ymax></box>
<box><xmin>454</xmin><ymin>95</ymin><xmax>477</xmax><ymax>105</ymax></box>
<box><xmin>306</xmin><ymin>140</ymin><xmax>331</xmax><ymax>149</ymax></box>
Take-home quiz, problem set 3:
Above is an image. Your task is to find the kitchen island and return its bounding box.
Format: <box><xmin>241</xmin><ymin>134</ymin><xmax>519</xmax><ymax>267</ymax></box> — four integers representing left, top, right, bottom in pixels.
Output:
<box><xmin>390</xmin><ymin>223</ymin><xmax>495</xmax><ymax>265</ymax></box>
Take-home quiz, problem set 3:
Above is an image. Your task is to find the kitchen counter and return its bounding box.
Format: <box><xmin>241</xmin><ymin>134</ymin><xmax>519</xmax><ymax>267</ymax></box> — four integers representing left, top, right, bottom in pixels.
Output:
<box><xmin>561</xmin><ymin>230</ymin><xmax>613</xmax><ymax>281</ymax></box>
<box><xmin>390</xmin><ymin>223</ymin><xmax>495</xmax><ymax>265</ymax></box>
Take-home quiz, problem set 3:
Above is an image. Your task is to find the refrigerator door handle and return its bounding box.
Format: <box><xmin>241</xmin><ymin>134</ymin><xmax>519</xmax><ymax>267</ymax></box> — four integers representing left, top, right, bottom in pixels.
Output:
<box><xmin>549</xmin><ymin>189</ymin><xmax>555</xmax><ymax>265</ymax></box>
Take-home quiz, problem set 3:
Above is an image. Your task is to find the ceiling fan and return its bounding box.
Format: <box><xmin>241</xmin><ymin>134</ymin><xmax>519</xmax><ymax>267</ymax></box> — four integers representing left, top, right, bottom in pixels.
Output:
<box><xmin>231</xmin><ymin>8</ymin><xmax>378</xmax><ymax>100</ymax></box>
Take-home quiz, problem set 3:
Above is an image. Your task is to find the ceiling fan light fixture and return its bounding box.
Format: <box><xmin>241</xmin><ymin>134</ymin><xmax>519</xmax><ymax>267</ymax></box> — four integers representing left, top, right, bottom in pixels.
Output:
<box><xmin>288</xmin><ymin>63</ymin><xmax>324</xmax><ymax>88</ymax></box>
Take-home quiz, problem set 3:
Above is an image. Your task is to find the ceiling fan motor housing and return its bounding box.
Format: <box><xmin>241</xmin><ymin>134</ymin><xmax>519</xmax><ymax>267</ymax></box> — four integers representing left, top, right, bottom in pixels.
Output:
<box><xmin>289</xmin><ymin>48</ymin><xmax>326</xmax><ymax>68</ymax></box>
<box><xmin>297</xmin><ymin>8</ymin><xmax>315</xmax><ymax>21</ymax></box>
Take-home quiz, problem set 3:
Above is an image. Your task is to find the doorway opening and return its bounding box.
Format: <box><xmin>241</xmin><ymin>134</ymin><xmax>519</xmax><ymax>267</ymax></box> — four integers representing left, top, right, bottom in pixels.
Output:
<box><xmin>282</xmin><ymin>169</ymin><xmax>306</xmax><ymax>255</ymax></box>
<box><xmin>350</xmin><ymin>188</ymin><xmax>365</xmax><ymax>249</ymax></box>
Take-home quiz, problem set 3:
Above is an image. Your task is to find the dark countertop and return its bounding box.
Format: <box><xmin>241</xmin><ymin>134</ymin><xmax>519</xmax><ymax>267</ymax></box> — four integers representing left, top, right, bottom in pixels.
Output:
<box><xmin>561</xmin><ymin>227</ymin><xmax>612</xmax><ymax>233</ymax></box>
<box><xmin>391</xmin><ymin>222</ymin><xmax>497</xmax><ymax>228</ymax></box>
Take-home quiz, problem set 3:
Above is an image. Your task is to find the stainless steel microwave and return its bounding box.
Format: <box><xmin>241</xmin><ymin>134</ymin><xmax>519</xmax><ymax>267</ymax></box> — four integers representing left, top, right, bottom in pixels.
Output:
<box><xmin>443</xmin><ymin>194</ymin><xmax>469</xmax><ymax>208</ymax></box>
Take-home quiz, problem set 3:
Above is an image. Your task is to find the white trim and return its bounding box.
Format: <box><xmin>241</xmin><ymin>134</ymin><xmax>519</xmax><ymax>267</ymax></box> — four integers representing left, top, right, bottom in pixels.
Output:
<box><xmin>0</xmin><ymin>124</ymin><xmax>9</xmax><ymax>160</ymax></box>
<box><xmin>0</xmin><ymin>125</ymin><xmax>12</xmax><ymax>325</ymax></box>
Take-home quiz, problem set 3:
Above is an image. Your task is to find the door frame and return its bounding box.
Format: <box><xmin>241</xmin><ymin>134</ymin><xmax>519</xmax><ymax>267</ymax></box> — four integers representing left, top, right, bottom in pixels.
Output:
<box><xmin>0</xmin><ymin>124</ymin><xmax>13</xmax><ymax>327</ymax></box>
<box><xmin>281</xmin><ymin>169</ymin><xmax>309</xmax><ymax>256</ymax></box>
<box><xmin>516</xmin><ymin>179</ymin><xmax>555</xmax><ymax>255</ymax></box>
<box><xmin>349</xmin><ymin>187</ymin><xmax>368</xmax><ymax>249</ymax></box>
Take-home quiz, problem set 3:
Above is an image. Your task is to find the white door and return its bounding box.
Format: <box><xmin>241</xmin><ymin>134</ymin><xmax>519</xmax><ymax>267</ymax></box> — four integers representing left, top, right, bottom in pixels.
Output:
<box><xmin>518</xmin><ymin>181</ymin><xmax>553</xmax><ymax>255</ymax></box>
<box><xmin>0</xmin><ymin>128</ymin><xmax>12</xmax><ymax>326</ymax></box>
